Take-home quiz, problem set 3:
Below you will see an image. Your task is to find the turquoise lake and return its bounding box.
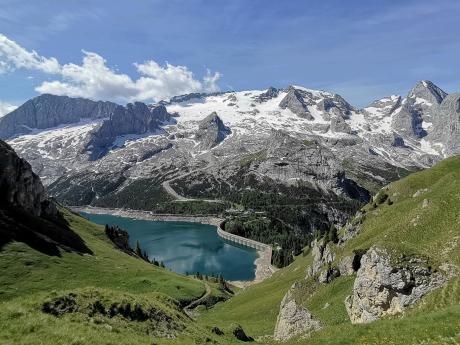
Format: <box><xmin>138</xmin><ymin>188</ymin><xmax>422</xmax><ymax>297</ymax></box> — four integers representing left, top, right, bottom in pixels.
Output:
<box><xmin>81</xmin><ymin>212</ymin><xmax>257</xmax><ymax>280</ymax></box>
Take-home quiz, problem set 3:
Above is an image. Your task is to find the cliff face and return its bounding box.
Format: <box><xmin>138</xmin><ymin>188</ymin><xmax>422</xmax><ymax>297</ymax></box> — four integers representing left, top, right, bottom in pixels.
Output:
<box><xmin>0</xmin><ymin>139</ymin><xmax>90</xmax><ymax>255</ymax></box>
<box><xmin>85</xmin><ymin>103</ymin><xmax>173</xmax><ymax>160</ymax></box>
<box><xmin>0</xmin><ymin>140</ymin><xmax>55</xmax><ymax>217</ymax></box>
<box><xmin>0</xmin><ymin>94</ymin><xmax>118</xmax><ymax>139</ymax></box>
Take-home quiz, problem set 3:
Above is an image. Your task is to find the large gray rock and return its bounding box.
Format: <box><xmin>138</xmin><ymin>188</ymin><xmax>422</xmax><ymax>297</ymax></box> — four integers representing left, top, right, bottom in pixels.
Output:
<box><xmin>254</xmin><ymin>86</ymin><xmax>279</xmax><ymax>103</ymax></box>
<box><xmin>345</xmin><ymin>246</ymin><xmax>451</xmax><ymax>324</ymax></box>
<box><xmin>195</xmin><ymin>112</ymin><xmax>231</xmax><ymax>150</ymax></box>
<box><xmin>0</xmin><ymin>140</ymin><xmax>55</xmax><ymax>217</ymax></box>
<box><xmin>306</xmin><ymin>239</ymin><xmax>336</xmax><ymax>278</ymax></box>
<box><xmin>429</xmin><ymin>93</ymin><xmax>460</xmax><ymax>155</ymax></box>
<box><xmin>274</xmin><ymin>282</ymin><xmax>322</xmax><ymax>341</ymax></box>
<box><xmin>279</xmin><ymin>86</ymin><xmax>314</xmax><ymax>120</ymax></box>
<box><xmin>85</xmin><ymin>103</ymin><xmax>172</xmax><ymax>159</ymax></box>
<box><xmin>0</xmin><ymin>94</ymin><xmax>117</xmax><ymax>139</ymax></box>
<box><xmin>391</xmin><ymin>80</ymin><xmax>447</xmax><ymax>140</ymax></box>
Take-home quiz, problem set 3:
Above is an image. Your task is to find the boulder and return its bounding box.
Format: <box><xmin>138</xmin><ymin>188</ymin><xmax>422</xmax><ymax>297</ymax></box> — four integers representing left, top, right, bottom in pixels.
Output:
<box><xmin>274</xmin><ymin>283</ymin><xmax>322</xmax><ymax>341</ymax></box>
<box><xmin>345</xmin><ymin>246</ymin><xmax>451</xmax><ymax>324</ymax></box>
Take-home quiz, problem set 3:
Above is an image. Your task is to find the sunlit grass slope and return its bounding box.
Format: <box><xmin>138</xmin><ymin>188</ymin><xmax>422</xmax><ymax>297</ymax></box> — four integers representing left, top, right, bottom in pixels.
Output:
<box><xmin>200</xmin><ymin>155</ymin><xmax>460</xmax><ymax>344</ymax></box>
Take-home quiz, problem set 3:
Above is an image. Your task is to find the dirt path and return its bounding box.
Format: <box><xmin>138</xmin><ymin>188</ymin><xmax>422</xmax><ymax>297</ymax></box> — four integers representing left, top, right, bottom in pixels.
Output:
<box><xmin>183</xmin><ymin>282</ymin><xmax>211</xmax><ymax>317</ymax></box>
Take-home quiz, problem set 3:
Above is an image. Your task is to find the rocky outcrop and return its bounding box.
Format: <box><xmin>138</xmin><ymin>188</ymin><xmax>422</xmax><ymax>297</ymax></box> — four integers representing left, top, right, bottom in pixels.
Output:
<box><xmin>195</xmin><ymin>112</ymin><xmax>231</xmax><ymax>150</ymax></box>
<box><xmin>0</xmin><ymin>139</ymin><xmax>91</xmax><ymax>255</ymax></box>
<box><xmin>317</xmin><ymin>94</ymin><xmax>353</xmax><ymax>119</ymax></box>
<box><xmin>0</xmin><ymin>94</ymin><xmax>117</xmax><ymax>138</ymax></box>
<box><xmin>0</xmin><ymin>140</ymin><xmax>55</xmax><ymax>217</ymax></box>
<box><xmin>391</xmin><ymin>81</ymin><xmax>447</xmax><ymax>140</ymax></box>
<box><xmin>274</xmin><ymin>282</ymin><xmax>322</xmax><ymax>341</ymax></box>
<box><xmin>345</xmin><ymin>246</ymin><xmax>451</xmax><ymax>324</ymax></box>
<box><xmin>306</xmin><ymin>239</ymin><xmax>336</xmax><ymax>278</ymax></box>
<box><xmin>85</xmin><ymin>103</ymin><xmax>173</xmax><ymax>159</ymax></box>
<box><xmin>254</xmin><ymin>86</ymin><xmax>279</xmax><ymax>103</ymax></box>
<box><xmin>279</xmin><ymin>86</ymin><xmax>314</xmax><ymax>120</ymax></box>
<box><xmin>429</xmin><ymin>93</ymin><xmax>460</xmax><ymax>155</ymax></box>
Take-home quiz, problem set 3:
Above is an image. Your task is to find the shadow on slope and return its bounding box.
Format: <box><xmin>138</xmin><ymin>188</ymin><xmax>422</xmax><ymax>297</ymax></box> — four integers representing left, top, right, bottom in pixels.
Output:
<box><xmin>0</xmin><ymin>205</ymin><xmax>92</xmax><ymax>256</ymax></box>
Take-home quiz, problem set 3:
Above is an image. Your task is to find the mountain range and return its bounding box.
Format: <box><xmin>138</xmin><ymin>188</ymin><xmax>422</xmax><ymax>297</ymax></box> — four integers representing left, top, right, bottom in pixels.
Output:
<box><xmin>1</xmin><ymin>80</ymin><xmax>459</xmax><ymax>239</ymax></box>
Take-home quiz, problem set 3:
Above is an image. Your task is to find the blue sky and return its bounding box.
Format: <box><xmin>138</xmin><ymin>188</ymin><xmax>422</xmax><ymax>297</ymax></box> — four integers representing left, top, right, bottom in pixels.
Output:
<box><xmin>1</xmin><ymin>0</ymin><xmax>459</xmax><ymax>112</ymax></box>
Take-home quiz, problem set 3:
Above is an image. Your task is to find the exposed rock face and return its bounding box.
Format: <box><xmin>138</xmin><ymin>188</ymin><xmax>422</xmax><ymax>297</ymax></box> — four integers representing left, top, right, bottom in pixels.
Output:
<box><xmin>330</xmin><ymin>115</ymin><xmax>352</xmax><ymax>134</ymax></box>
<box><xmin>274</xmin><ymin>282</ymin><xmax>322</xmax><ymax>341</ymax></box>
<box><xmin>254</xmin><ymin>86</ymin><xmax>279</xmax><ymax>102</ymax></box>
<box><xmin>306</xmin><ymin>239</ymin><xmax>335</xmax><ymax>278</ymax></box>
<box><xmin>338</xmin><ymin>255</ymin><xmax>357</xmax><ymax>276</ymax></box>
<box><xmin>279</xmin><ymin>86</ymin><xmax>314</xmax><ymax>120</ymax></box>
<box><xmin>429</xmin><ymin>93</ymin><xmax>460</xmax><ymax>155</ymax></box>
<box><xmin>391</xmin><ymin>80</ymin><xmax>447</xmax><ymax>140</ymax></box>
<box><xmin>0</xmin><ymin>94</ymin><xmax>117</xmax><ymax>139</ymax></box>
<box><xmin>195</xmin><ymin>112</ymin><xmax>231</xmax><ymax>150</ymax></box>
<box><xmin>0</xmin><ymin>140</ymin><xmax>55</xmax><ymax>217</ymax></box>
<box><xmin>345</xmin><ymin>246</ymin><xmax>450</xmax><ymax>324</ymax></box>
<box><xmin>85</xmin><ymin>103</ymin><xmax>173</xmax><ymax>159</ymax></box>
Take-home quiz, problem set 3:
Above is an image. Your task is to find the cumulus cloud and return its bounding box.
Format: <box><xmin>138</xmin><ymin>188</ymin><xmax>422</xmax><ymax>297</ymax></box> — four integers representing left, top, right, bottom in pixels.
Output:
<box><xmin>0</xmin><ymin>34</ymin><xmax>60</xmax><ymax>74</ymax></box>
<box><xmin>0</xmin><ymin>101</ymin><xmax>17</xmax><ymax>117</ymax></box>
<box><xmin>0</xmin><ymin>34</ymin><xmax>221</xmax><ymax>103</ymax></box>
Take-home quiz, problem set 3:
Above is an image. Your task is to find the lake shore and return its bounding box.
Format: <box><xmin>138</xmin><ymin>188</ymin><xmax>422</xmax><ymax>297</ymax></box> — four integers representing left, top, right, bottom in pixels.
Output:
<box><xmin>71</xmin><ymin>206</ymin><xmax>276</xmax><ymax>287</ymax></box>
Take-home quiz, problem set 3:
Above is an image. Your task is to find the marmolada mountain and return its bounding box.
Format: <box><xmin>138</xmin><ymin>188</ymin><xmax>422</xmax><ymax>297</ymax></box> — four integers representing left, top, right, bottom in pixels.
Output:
<box><xmin>1</xmin><ymin>79</ymin><xmax>459</xmax><ymax>344</ymax></box>
<box><xmin>1</xmin><ymin>2</ymin><xmax>460</xmax><ymax>343</ymax></box>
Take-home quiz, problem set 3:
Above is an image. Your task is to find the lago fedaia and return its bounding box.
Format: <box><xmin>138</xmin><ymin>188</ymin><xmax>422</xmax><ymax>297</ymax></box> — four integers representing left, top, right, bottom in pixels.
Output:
<box><xmin>81</xmin><ymin>212</ymin><xmax>257</xmax><ymax>281</ymax></box>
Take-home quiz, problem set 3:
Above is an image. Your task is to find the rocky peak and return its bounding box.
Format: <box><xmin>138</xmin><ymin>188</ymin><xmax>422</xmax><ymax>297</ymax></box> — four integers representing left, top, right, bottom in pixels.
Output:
<box><xmin>407</xmin><ymin>80</ymin><xmax>447</xmax><ymax>105</ymax></box>
<box><xmin>0</xmin><ymin>94</ymin><xmax>118</xmax><ymax>139</ymax></box>
<box><xmin>428</xmin><ymin>92</ymin><xmax>460</xmax><ymax>155</ymax></box>
<box><xmin>364</xmin><ymin>95</ymin><xmax>401</xmax><ymax>118</ymax></box>
<box><xmin>254</xmin><ymin>86</ymin><xmax>279</xmax><ymax>102</ymax></box>
<box><xmin>85</xmin><ymin>103</ymin><xmax>173</xmax><ymax>160</ymax></box>
<box><xmin>279</xmin><ymin>86</ymin><xmax>314</xmax><ymax>120</ymax></box>
<box><xmin>195</xmin><ymin>112</ymin><xmax>231</xmax><ymax>150</ymax></box>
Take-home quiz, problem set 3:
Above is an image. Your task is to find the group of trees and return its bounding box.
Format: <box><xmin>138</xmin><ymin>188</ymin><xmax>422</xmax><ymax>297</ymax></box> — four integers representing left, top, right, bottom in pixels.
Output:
<box><xmin>135</xmin><ymin>240</ymin><xmax>165</xmax><ymax>268</ymax></box>
<box><xmin>225</xmin><ymin>215</ymin><xmax>311</xmax><ymax>267</ymax></box>
<box><xmin>186</xmin><ymin>272</ymin><xmax>231</xmax><ymax>293</ymax></box>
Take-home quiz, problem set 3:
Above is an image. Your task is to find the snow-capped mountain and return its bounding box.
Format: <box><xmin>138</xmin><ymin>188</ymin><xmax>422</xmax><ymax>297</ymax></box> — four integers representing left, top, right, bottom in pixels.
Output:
<box><xmin>1</xmin><ymin>80</ymin><xmax>458</xmax><ymax>232</ymax></box>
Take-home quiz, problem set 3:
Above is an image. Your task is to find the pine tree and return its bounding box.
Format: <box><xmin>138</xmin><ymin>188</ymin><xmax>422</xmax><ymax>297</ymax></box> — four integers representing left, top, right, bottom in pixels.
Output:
<box><xmin>135</xmin><ymin>240</ymin><xmax>142</xmax><ymax>257</ymax></box>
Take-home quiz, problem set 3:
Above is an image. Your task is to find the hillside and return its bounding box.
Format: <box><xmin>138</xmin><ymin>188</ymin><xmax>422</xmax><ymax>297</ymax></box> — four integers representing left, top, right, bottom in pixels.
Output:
<box><xmin>0</xmin><ymin>140</ymin><xmax>234</xmax><ymax>344</ymax></box>
<box><xmin>198</xmin><ymin>155</ymin><xmax>460</xmax><ymax>344</ymax></box>
<box><xmin>0</xmin><ymin>145</ymin><xmax>459</xmax><ymax>345</ymax></box>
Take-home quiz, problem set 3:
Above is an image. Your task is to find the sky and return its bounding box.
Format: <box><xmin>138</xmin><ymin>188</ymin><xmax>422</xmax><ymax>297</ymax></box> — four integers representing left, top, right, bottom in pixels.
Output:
<box><xmin>1</xmin><ymin>0</ymin><xmax>460</xmax><ymax>114</ymax></box>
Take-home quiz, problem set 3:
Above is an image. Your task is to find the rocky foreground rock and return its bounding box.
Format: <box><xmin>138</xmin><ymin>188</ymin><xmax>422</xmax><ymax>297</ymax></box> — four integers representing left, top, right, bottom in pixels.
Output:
<box><xmin>274</xmin><ymin>282</ymin><xmax>322</xmax><ymax>341</ymax></box>
<box><xmin>345</xmin><ymin>246</ymin><xmax>452</xmax><ymax>324</ymax></box>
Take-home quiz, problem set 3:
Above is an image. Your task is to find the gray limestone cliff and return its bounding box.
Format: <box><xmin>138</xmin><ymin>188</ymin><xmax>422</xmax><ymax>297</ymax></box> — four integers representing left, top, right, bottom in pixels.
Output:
<box><xmin>85</xmin><ymin>103</ymin><xmax>173</xmax><ymax>159</ymax></box>
<box><xmin>274</xmin><ymin>282</ymin><xmax>322</xmax><ymax>341</ymax></box>
<box><xmin>0</xmin><ymin>94</ymin><xmax>117</xmax><ymax>139</ymax></box>
<box><xmin>195</xmin><ymin>112</ymin><xmax>231</xmax><ymax>150</ymax></box>
<box><xmin>345</xmin><ymin>246</ymin><xmax>452</xmax><ymax>324</ymax></box>
<box><xmin>0</xmin><ymin>140</ymin><xmax>56</xmax><ymax>217</ymax></box>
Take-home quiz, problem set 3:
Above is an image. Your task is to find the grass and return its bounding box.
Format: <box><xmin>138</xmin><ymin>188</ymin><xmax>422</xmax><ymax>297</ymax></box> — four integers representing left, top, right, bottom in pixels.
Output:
<box><xmin>0</xmin><ymin>208</ymin><xmax>236</xmax><ymax>345</ymax></box>
<box><xmin>1</xmin><ymin>155</ymin><xmax>460</xmax><ymax>344</ymax></box>
<box><xmin>0</xmin><ymin>208</ymin><xmax>205</xmax><ymax>302</ymax></box>
<box><xmin>200</xmin><ymin>155</ymin><xmax>460</xmax><ymax>344</ymax></box>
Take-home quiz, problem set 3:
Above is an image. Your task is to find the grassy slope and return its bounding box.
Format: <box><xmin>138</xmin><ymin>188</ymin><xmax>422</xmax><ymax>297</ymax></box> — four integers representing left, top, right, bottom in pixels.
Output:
<box><xmin>200</xmin><ymin>155</ymin><xmax>460</xmax><ymax>344</ymax></box>
<box><xmin>1</xmin><ymin>156</ymin><xmax>459</xmax><ymax>344</ymax></box>
<box><xmin>0</xmin><ymin>209</ymin><xmax>233</xmax><ymax>345</ymax></box>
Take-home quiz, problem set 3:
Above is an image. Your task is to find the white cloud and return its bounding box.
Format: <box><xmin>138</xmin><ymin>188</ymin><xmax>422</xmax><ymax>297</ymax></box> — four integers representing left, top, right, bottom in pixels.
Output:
<box><xmin>0</xmin><ymin>34</ymin><xmax>60</xmax><ymax>74</ymax></box>
<box><xmin>0</xmin><ymin>34</ymin><xmax>221</xmax><ymax>103</ymax></box>
<box><xmin>0</xmin><ymin>101</ymin><xmax>17</xmax><ymax>117</ymax></box>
